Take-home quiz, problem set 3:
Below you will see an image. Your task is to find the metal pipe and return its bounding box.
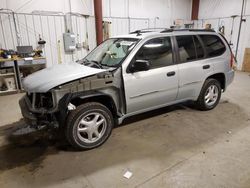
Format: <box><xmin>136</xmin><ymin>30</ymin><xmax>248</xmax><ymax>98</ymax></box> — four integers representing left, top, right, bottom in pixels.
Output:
<box><xmin>128</xmin><ymin>0</ymin><xmax>131</xmax><ymax>32</ymax></box>
<box><xmin>32</xmin><ymin>14</ymin><xmax>38</xmax><ymax>44</ymax></box>
<box><xmin>16</xmin><ymin>14</ymin><xmax>23</xmax><ymax>45</ymax></box>
<box><xmin>8</xmin><ymin>14</ymin><xmax>16</xmax><ymax>48</ymax></box>
<box><xmin>85</xmin><ymin>16</ymin><xmax>89</xmax><ymax>52</ymax></box>
<box><xmin>0</xmin><ymin>14</ymin><xmax>7</xmax><ymax>48</ymax></box>
<box><xmin>235</xmin><ymin>0</ymin><xmax>246</xmax><ymax>60</ymax></box>
<box><xmin>191</xmin><ymin>0</ymin><xmax>200</xmax><ymax>20</ymax></box>
<box><xmin>229</xmin><ymin>15</ymin><xmax>237</xmax><ymax>45</ymax></box>
<box><xmin>94</xmin><ymin>0</ymin><xmax>103</xmax><ymax>45</ymax></box>
<box><xmin>12</xmin><ymin>12</ymin><xmax>21</xmax><ymax>46</ymax></box>
<box><xmin>24</xmin><ymin>14</ymin><xmax>31</xmax><ymax>45</ymax></box>
<box><xmin>47</xmin><ymin>16</ymin><xmax>54</xmax><ymax>65</ymax></box>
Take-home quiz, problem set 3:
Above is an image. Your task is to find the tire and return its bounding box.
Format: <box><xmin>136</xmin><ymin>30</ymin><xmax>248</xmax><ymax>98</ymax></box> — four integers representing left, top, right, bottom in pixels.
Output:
<box><xmin>196</xmin><ymin>78</ymin><xmax>222</xmax><ymax>111</ymax></box>
<box><xmin>65</xmin><ymin>102</ymin><xmax>114</xmax><ymax>150</ymax></box>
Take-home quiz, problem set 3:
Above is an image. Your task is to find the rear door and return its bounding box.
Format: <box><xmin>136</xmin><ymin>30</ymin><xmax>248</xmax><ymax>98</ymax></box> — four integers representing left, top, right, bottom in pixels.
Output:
<box><xmin>175</xmin><ymin>34</ymin><xmax>214</xmax><ymax>100</ymax></box>
<box><xmin>176</xmin><ymin>34</ymin><xmax>227</xmax><ymax>100</ymax></box>
<box><xmin>123</xmin><ymin>37</ymin><xmax>179</xmax><ymax>114</ymax></box>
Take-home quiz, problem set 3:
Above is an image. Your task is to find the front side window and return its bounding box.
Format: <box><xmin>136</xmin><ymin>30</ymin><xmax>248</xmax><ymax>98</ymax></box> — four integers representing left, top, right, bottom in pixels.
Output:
<box><xmin>199</xmin><ymin>35</ymin><xmax>226</xmax><ymax>58</ymax></box>
<box><xmin>83</xmin><ymin>38</ymin><xmax>139</xmax><ymax>67</ymax></box>
<box><xmin>136</xmin><ymin>37</ymin><xmax>173</xmax><ymax>69</ymax></box>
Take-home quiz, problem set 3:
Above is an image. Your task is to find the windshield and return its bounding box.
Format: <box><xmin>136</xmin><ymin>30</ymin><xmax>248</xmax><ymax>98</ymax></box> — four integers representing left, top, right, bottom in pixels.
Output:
<box><xmin>82</xmin><ymin>38</ymin><xmax>139</xmax><ymax>67</ymax></box>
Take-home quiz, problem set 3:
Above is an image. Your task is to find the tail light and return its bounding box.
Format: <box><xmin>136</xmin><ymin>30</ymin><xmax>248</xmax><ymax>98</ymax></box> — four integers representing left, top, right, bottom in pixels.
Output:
<box><xmin>230</xmin><ymin>53</ymin><xmax>235</xmax><ymax>69</ymax></box>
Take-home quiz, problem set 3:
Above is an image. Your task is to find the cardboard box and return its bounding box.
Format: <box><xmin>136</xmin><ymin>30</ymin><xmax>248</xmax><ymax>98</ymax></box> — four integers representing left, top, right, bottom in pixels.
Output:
<box><xmin>242</xmin><ymin>48</ymin><xmax>250</xmax><ymax>72</ymax></box>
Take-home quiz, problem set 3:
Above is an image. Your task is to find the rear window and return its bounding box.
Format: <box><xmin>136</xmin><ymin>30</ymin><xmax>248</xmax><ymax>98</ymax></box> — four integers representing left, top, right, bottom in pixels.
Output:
<box><xmin>199</xmin><ymin>35</ymin><xmax>226</xmax><ymax>58</ymax></box>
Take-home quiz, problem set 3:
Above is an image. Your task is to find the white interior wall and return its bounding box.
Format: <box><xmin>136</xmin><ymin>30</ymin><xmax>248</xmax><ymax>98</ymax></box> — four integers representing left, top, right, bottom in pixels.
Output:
<box><xmin>103</xmin><ymin>0</ymin><xmax>192</xmax><ymax>35</ymax></box>
<box><xmin>198</xmin><ymin>0</ymin><xmax>250</xmax><ymax>69</ymax></box>
<box><xmin>199</xmin><ymin>0</ymin><xmax>250</xmax><ymax>19</ymax></box>
<box><xmin>103</xmin><ymin>0</ymin><xmax>191</xmax><ymax>20</ymax></box>
<box><xmin>1</xmin><ymin>0</ymin><xmax>94</xmax><ymax>15</ymax></box>
<box><xmin>0</xmin><ymin>0</ymin><xmax>192</xmax><ymax>66</ymax></box>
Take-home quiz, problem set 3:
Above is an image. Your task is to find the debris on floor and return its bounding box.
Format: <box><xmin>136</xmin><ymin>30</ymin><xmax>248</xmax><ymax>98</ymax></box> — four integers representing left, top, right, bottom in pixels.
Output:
<box><xmin>123</xmin><ymin>170</ymin><xmax>133</xmax><ymax>179</ymax></box>
<box><xmin>227</xmin><ymin>130</ymin><xmax>232</xmax><ymax>134</ymax></box>
<box><xmin>12</xmin><ymin>125</ymin><xmax>46</xmax><ymax>136</ymax></box>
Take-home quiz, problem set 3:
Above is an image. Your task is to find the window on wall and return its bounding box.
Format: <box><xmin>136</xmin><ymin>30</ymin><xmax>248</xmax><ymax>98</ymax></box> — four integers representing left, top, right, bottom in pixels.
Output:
<box><xmin>176</xmin><ymin>35</ymin><xmax>197</xmax><ymax>63</ymax></box>
<box><xmin>199</xmin><ymin>35</ymin><xmax>226</xmax><ymax>58</ymax></box>
<box><xmin>136</xmin><ymin>37</ymin><xmax>173</xmax><ymax>69</ymax></box>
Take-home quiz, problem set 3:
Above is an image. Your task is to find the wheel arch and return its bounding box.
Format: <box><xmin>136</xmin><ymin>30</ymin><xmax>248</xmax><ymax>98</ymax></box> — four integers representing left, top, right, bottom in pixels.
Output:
<box><xmin>206</xmin><ymin>73</ymin><xmax>226</xmax><ymax>91</ymax></box>
<box><xmin>69</xmin><ymin>91</ymin><xmax>119</xmax><ymax>119</ymax></box>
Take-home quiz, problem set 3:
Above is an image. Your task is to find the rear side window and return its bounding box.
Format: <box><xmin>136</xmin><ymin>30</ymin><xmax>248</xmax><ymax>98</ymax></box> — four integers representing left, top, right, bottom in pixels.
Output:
<box><xmin>199</xmin><ymin>35</ymin><xmax>226</xmax><ymax>58</ymax></box>
<box><xmin>176</xmin><ymin>35</ymin><xmax>205</xmax><ymax>63</ymax></box>
<box><xmin>193</xmin><ymin>36</ymin><xmax>205</xmax><ymax>59</ymax></box>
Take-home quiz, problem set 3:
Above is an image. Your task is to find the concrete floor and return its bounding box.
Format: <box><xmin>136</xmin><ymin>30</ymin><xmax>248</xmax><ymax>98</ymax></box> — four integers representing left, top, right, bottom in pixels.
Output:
<box><xmin>0</xmin><ymin>71</ymin><xmax>250</xmax><ymax>188</ymax></box>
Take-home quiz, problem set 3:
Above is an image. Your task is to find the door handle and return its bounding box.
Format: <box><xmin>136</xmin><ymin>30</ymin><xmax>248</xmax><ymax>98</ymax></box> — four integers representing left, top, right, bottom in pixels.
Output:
<box><xmin>167</xmin><ymin>71</ymin><xmax>176</xmax><ymax>77</ymax></box>
<box><xmin>203</xmin><ymin>65</ymin><xmax>210</xmax><ymax>69</ymax></box>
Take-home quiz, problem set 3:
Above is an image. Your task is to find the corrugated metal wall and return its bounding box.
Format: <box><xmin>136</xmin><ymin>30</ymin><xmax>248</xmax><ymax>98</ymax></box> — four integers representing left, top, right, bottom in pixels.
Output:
<box><xmin>103</xmin><ymin>17</ymin><xmax>150</xmax><ymax>36</ymax></box>
<box><xmin>0</xmin><ymin>11</ymin><xmax>154</xmax><ymax>67</ymax></box>
<box><xmin>0</xmin><ymin>11</ymin><xmax>96</xmax><ymax>67</ymax></box>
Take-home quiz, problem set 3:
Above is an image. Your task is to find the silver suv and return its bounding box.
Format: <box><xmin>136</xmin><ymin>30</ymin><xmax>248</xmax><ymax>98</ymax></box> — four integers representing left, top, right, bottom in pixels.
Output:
<box><xmin>19</xmin><ymin>29</ymin><xmax>235</xmax><ymax>150</ymax></box>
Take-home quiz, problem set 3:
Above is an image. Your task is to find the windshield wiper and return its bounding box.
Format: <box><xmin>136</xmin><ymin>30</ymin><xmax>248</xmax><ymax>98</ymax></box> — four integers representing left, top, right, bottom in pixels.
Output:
<box><xmin>76</xmin><ymin>58</ymin><xmax>89</xmax><ymax>64</ymax></box>
<box><xmin>100</xmin><ymin>63</ymin><xmax>117</xmax><ymax>67</ymax></box>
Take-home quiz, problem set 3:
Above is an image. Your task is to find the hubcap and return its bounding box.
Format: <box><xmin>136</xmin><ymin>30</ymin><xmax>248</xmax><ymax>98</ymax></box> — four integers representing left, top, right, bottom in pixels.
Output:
<box><xmin>204</xmin><ymin>85</ymin><xmax>219</xmax><ymax>106</ymax></box>
<box><xmin>77</xmin><ymin>112</ymin><xmax>107</xmax><ymax>143</ymax></box>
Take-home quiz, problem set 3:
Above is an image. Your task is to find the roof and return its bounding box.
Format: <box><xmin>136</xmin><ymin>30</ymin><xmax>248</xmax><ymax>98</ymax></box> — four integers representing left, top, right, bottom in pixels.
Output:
<box><xmin>111</xmin><ymin>28</ymin><xmax>217</xmax><ymax>40</ymax></box>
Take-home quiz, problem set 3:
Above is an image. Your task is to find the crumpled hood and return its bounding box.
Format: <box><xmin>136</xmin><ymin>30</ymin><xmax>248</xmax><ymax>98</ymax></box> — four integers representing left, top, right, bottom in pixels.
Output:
<box><xmin>23</xmin><ymin>63</ymin><xmax>106</xmax><ymax>93</ymax></box>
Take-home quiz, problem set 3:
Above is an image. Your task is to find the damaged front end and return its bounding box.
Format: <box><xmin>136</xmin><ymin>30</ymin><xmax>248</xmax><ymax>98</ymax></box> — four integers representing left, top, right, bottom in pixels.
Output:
<box><xmin>19</xmin><ymin>68</ymin><xmax>122</xmax><ymax>131</ymax></box>
<box><xmin>18</xmin><ymin>63</ymin><xmax>113</xmax><ymax>129</ymax></box>
<box><xmin>19</xmin><ymin>91</ymin><xmax>59</xmax><ymax>128</ymax></box>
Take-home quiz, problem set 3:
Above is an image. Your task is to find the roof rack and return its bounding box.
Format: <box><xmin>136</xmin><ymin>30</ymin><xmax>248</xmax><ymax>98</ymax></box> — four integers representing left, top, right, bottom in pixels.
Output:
<box><xmin>129</xmin><ymin>28</ymin><xmax>216</xmax><ymax>36</ymax></box>
<box><xmin>129</xmin><ymin>28</ymin><xmax>168</xmax><ymax>35</ymax></box>
<box><xmin>160</xmin><ymin>28</ymin><xmax>215</xmax><ymax>33</ymax></box>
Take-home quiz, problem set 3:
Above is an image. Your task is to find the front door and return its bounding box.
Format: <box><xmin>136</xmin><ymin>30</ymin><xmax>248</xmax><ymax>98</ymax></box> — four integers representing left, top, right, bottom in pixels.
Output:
<box><xmin>123</xmin><ymin>37</ymin><xmax>179</xmax><ymax>114</ymax></box>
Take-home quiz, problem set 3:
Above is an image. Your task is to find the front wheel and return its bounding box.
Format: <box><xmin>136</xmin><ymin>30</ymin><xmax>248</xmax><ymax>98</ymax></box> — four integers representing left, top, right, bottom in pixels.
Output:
<box><xmin>196</xmin><ymin>79</ymin><xmax>222</xmax><ymax>111</ymax></box>
<box><xmin>65</xmin><ymin>102</ymin><xmax>114</xmax><ymax>150</ymax></box>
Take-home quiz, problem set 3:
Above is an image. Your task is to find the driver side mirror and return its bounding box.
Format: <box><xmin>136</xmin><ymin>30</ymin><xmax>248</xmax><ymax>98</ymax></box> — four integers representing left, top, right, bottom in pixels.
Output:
<box><xmin>130</xmin><ymin>60</ymin><xmax>150</xmax><ymax>73</ymax></box>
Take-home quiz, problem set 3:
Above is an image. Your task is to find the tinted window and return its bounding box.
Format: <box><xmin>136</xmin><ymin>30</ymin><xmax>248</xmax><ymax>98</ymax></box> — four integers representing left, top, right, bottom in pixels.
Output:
<box><xmin>136</xmin><ymin>37</ymin><xmax>173</xmax><ymax>69</ymax></box>
<box><xmin>176</xmin><ymin>35</ymin><xmax>197</xmax><ymax>63</ymax></box>
<box><xmin>194</xmin><ymin>36</ymin><xmax>205</xmax><ymax>59</ymax></box>
<box><xmin>199</xmin><ymin>35</ymin><xmax>226</xmax><ymax>58</ymax></box>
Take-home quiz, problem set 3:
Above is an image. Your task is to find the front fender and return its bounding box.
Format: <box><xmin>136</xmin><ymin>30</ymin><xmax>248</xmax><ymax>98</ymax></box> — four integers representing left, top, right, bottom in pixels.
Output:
<box><xmin>57</xmin><ymin>90</ymin><xmax>119</xmax><ymax>126</ymax></box>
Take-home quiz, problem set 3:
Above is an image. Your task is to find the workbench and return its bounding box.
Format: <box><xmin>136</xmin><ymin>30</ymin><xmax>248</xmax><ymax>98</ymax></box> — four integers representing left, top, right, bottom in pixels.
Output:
<box><xmin>0</xmin><ymin>57</ymin><xmax>46</xmax><ymax>95</ymax></box>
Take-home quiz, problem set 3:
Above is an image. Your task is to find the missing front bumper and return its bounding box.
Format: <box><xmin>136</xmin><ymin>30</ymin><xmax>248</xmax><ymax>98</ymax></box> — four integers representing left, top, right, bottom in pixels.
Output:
<box><xmin>19</xmin><ymin>96</ymin><xmax>60</xmax><ymax>129</ymax></box>
<box><xmin>19</xmin><ymin>96</ymin><xmax>37</xmax><ymax>125</ymax></box>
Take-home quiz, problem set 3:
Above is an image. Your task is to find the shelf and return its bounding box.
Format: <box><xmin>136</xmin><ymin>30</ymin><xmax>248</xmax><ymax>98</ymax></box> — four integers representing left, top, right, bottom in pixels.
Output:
<box><xmin>0</xmin><ymin>73</ymin><xmax>15</xmax><ymax>77</ymax></box>
<box><xmin>0</xmin><ymin>89</ymin><xmax>18</xmax><ymax>96</ymax></box>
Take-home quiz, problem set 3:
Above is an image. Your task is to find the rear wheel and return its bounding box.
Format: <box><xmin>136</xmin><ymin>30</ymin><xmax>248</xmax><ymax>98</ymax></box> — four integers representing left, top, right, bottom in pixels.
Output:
<box><xmin>196</xmin><ymin>79</ymin><xmax>222</xmax><ymax>111</ymax></box>
<box><xmin>65</xmin><ymin>102</ymin><xmax>114</xmax><ymax>150</ymax></box>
